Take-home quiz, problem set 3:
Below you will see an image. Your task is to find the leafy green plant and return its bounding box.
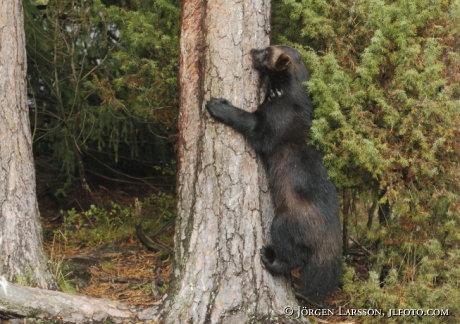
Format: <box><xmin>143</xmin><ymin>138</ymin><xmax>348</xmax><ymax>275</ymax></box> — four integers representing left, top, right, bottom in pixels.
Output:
<box><xmin>56</xmin><ymin>193</ymin><xmax>175</xmax><ymax>247</ymax></box>
<box><xmin>141</xmin><ymin>192</ymin><xmax>175</xmax><ymax>221</ymax></box>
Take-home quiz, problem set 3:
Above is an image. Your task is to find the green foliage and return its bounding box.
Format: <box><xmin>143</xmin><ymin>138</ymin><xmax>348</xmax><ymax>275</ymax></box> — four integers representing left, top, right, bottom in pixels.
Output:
<box><xmin>57</xmin><ymin>192</ymin><xmax>174</xmax><ymax>247</ymax></box>
<box><xmin>344</xmin><ymin>247</ymin><xmax>460</xmax><ymax>323</ymax></box>
<box><xmin>25</xmin><ymin>0</ymin><xmax>179</xmax><ymax>187</ymax></box>
<box><xmin>50</xmin><ymin>256</ymin><xmax>78</xmax><ymax>294</ymax></box>
<box><xmin>273</xmin><ymin>0</ymin><xmax>460</xmax><ymax>320</ymax></box>
<box><xmin>15</xmin><ymin>264</ymin><xmax>38</xmax><ymax>287</ymax></box>
<box><xmin>140</xmin><ymin>191</ymin><xmax>175</xmax><ymax>220</ymax></box>
<box><xmin>62</xmin><ymin>202</ymin><xmax>132</xmax><ymax>246</ymax></box>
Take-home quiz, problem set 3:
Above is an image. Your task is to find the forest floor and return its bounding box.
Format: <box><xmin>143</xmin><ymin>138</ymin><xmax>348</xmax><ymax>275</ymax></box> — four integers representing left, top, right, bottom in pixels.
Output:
<box><xmin>37</xmin><ymin>162</ymin><xmax>175</xmax><ymax>308</ymax></box>
<box><xmin>37</xmin><ymin>171</ymin><xmax>370</xmax><ymax>323</ymax></box>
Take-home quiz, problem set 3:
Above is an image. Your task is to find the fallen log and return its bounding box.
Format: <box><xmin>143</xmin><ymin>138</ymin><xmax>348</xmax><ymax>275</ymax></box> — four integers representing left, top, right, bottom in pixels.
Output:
<box><xmin>0</xmin><ymin>276</ymin><xmax>160</xmax><ymax>323</ymax></box>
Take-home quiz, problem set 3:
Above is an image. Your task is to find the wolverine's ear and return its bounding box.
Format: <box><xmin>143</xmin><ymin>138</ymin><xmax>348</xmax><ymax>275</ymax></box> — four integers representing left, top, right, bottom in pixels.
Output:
<box><xmin>274</xmin><ymin>53</ymin><xmax>291</xmax><ymax>71</ymax></box>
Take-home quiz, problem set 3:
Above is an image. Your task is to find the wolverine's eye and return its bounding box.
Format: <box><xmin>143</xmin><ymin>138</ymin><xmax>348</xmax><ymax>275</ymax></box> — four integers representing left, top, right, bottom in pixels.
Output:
<box><xmin>263</xmin><ymin>49</ymin><xmax>269</xmax><ymax>59</ymax></box>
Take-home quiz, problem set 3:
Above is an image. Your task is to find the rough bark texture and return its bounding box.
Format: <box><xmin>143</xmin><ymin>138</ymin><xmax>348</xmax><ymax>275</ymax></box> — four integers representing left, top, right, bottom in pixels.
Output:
<box><xmin>165</xmin><ymin>0</ymin><xmax>301</xmax><ymax>322</ymax></box>
<box><xmin>0</xmin><ymin>0</ymin><xmax>56</xmax><ymax>289</ymax></box>
<box><xmin>0</xmin><ymin>277</ymin><xmax>160</xmax><ymax>323</ymax></box>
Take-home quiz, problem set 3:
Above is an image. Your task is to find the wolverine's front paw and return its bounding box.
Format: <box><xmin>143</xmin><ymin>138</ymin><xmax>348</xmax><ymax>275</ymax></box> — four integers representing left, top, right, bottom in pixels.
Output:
<box><xmin>207</xmin><ymin>97</ymin><xmax>232</xmax><ymax>106</ymax></box>
<box><xmin>205</xmin><ymin>97</ymin><xmax>233</xmax><ymax>122</ymax></box>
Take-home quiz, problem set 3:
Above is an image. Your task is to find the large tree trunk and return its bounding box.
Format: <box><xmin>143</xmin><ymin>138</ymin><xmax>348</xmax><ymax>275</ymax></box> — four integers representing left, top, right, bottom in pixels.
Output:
<box><xmin>0</xmin><ymin>0</ymin><xmax>56</xmax><ymax>290</ymax></box>
<box><xmin>164</xmin><ymin>0</ymin><xmax>300</xmax><ymax>322</ymax></box>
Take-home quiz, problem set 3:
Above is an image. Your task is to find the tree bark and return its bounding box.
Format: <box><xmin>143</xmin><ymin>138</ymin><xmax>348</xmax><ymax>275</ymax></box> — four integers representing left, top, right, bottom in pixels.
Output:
<box><xmin>0</xmin><ymin>279</ymin><xmax>151</xmax><ymax>323</ymax></box>
<box><xmin>164</xmin><ymin>0</ymin><xmax>301</xmax><ymax>322</ymax></box>
<box><xmin>0</xmin><ymin>0</ymin><xmax>57</xmax><ymax>290</ymax></box>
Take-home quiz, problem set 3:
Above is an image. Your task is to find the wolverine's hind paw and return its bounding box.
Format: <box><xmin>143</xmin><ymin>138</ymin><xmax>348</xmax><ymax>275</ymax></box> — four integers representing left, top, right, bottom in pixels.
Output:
<box><xmin>295</xmin><ymin>292</ymin><xmax>325</xmax><ymax>309</ymax></box>
<box><xmin>260</xmin><ymin>245</ymin><xmax>275</xmax><ymax>265</ymax></box>
<box><xmin>260</xmin><ymin>246</ymin><xmax>294</xmax><ymax>274</ymax></box>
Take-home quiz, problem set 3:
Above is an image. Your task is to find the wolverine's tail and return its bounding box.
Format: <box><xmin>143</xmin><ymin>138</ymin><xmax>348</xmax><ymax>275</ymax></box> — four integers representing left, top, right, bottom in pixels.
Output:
<box><xmin>299</xmin><ymin>256</ymin><xmax>342</xmax><ymax>307</ymax></box>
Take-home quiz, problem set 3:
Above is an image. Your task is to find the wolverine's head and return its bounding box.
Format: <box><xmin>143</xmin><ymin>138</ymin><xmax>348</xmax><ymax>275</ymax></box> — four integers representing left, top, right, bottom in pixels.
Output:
<box><xmin>250</xmin><ymin>45</ymin><xmax>304</xmax><ymax>72</ymax></box>
<box><xmin>250</xmin><ymin>45</ymin><xmax>309</xmax><ymax>86</ymax></box>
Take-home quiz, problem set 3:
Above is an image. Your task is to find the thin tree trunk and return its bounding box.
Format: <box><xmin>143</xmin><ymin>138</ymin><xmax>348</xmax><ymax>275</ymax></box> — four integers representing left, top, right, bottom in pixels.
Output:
<box><xmin>342</xmin><ymin>189</ymin><xmax>350</xmax><ymax>256</ymax></box>
<box><xmin>165</xmin><ymin>0</ymin><xmax>300</xmax><ymax>322</ymax></box>
<box><xmin>0</xmin><ymin>0</ymin><xmax>57</xmax><ymax>289</ymax></box>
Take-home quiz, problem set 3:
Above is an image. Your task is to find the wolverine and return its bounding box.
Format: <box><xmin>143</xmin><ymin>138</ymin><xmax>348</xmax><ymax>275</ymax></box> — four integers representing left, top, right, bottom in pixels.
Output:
<box><xmin>206</xmin><ymin>45</ymin><xmax>342</xmax><ymax>307</ymax></box>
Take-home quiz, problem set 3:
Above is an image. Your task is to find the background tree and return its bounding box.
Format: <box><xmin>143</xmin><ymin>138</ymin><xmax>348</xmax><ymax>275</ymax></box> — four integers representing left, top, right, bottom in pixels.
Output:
<box><xmin>0</xmin><ymin>0</ymin><xmax>56</xmax><ymax>290</ymax></box>
<box><xmin>273</xmin><ymin>0</ymin><xmax>460</xmax><ymax>321</ymax></box>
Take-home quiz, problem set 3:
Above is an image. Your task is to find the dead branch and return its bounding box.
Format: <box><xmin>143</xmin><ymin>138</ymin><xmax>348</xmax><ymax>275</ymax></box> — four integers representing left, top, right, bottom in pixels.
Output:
<box><xmin>83</xmin><ymin>148</ymin><xmax>165</xmax><ymax>166</ymax></box>
<box><xmin>0</xmin><ymin>276</ymin><xmax>160</xmax><ymax>323</ymax></box>
<box><xmin>96</xmin><ymin>276</ymin><xmax>149</xmax><ymax>285</ymax></box>
<box><xmin>134</xmin><ymin>198</ymin><xmax>174</xmax><ymax>254</ymax></box>
<box><xmin>148</xmin><ymin>217</ymin><xmax>175</xmax><ymax>240</ymax></box>
<box><xmin>349</xmin><ymin>237</ymin><xmax>375</xmax><ymax>256</ymax></box>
